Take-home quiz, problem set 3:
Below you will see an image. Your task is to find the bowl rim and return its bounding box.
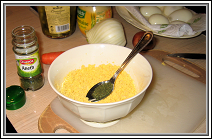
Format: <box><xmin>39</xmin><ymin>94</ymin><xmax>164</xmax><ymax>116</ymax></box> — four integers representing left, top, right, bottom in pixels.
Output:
<box><xmin>48</xmin><ymin>44</ymin><xmax>153</xmax><ymax>106</ymax></box>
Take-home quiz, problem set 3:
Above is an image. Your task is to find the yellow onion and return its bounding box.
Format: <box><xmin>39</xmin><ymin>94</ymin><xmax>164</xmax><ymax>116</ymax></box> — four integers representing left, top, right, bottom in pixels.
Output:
<box><xmin>86</xmin><ymin>18</ymin><xmax>126</xmax><ymax>46</ymax></box>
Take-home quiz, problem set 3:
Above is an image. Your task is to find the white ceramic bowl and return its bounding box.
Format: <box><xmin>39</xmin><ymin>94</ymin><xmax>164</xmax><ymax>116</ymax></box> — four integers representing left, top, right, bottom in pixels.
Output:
<box><xmin>48</xmin><ymin>44</ymin><xmax>152</xmax><ymax>123</ymax></box>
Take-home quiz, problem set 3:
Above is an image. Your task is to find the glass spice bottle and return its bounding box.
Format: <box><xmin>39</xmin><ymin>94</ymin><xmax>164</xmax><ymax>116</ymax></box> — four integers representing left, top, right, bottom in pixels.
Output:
<box><xmin>37</xmin><ymin>6</ymin><xmax>77</xmax><ymax>39</ymax></box>
<box><xmin>12</xmin><ymin>25</ymin><xmax>44</xmax><ymax>91</ymax></box>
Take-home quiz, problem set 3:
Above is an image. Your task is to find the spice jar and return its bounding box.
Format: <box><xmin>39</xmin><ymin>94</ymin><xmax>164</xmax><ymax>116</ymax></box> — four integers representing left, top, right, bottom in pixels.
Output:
<box><xmin>37</xmin><ymin>6</ymin><xmax>77</xmax><ymax>39</ymax></box>
<box><xmin>12</xmin><ymin>25</ymin><xmax>44</xmax><ymax>91</ymax></box>
<box><xmin>77</xmin><ymin>6</ymin><xmax>112</xmax><ymax>36</ymax></box>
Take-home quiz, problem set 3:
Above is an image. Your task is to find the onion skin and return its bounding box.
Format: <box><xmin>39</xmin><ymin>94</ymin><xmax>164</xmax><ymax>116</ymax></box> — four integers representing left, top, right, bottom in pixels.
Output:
<box><xmin>86</xmin><ymin>18</ymin><xmax>126</xmax><ymax>46</ymax></box>
<box><xmin>132</xmin><ymin>31</ymin><xmax>156</xmax><ymax>51</ymax></box>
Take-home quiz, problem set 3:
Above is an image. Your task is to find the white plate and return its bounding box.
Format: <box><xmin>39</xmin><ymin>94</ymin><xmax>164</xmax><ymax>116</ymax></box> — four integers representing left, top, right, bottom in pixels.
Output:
<box><xmin>116</xmin><ymin>6</ymin><xmax>202</xmax><ymax>39</ymax></box>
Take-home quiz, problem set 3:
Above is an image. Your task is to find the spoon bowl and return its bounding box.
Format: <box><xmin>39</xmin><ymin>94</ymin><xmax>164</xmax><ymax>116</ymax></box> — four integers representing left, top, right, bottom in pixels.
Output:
<box><xmin>86</xmin><ymin>31</ymin><xmax>154</xmax><ymax>102</ymax></box>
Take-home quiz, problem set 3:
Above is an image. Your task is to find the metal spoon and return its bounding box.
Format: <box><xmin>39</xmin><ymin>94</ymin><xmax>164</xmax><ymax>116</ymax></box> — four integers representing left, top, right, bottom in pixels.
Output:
<box><xmin>86</xmin><ymin>31</ymin><xmax>154</xmax><ymax>102</ymax></box>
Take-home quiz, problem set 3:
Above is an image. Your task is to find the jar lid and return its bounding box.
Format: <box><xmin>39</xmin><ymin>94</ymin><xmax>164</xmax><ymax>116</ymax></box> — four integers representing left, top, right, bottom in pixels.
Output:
<box><xmin>6</xmin><ymin>85</ymin><xmax>26</xmax><ymax>110</ymax></box>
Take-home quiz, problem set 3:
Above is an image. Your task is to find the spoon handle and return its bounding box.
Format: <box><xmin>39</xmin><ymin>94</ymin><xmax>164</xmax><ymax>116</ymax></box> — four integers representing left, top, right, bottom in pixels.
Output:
<box><xmin>110</xmin><ymin>31</ymin><xmax>153</xmax><ymax>83</ymax></box>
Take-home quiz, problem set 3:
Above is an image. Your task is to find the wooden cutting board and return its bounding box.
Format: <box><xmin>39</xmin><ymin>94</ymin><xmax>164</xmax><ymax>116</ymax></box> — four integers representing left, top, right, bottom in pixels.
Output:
<box><xmin>38</xmin><ymin>50</ymin><xmax>206</xmax><ymax>133</ymax></box>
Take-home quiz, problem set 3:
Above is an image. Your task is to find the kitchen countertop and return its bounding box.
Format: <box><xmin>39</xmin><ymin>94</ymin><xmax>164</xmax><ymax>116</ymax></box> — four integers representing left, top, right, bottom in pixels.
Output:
<box><xmin>5</xmin><ymin>6</ymin><xmax>207</xmax><ymax>134</ymax></box>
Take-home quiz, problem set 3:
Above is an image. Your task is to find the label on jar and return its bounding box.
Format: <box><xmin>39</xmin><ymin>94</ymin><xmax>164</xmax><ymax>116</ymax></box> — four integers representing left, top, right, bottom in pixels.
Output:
<box><xmin>45</xmin><ymin>6</ymin><xmax>70</xmax><ymax>34</ymax></box>
<box><xmin>77</xmin><ymin>6</ymin><xmax>112</xmax><ymax>36</ymax></box>
<box><xmin>15</xmin><ymin>50</ymin><xmax>42</xmax><ymax>77</ymax></box>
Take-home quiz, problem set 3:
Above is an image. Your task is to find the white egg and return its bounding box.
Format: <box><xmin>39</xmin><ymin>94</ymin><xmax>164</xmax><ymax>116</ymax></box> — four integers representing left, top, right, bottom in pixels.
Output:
<box><xmin>168</xmin><ymin>9</ymin><xmax>193</xmax><ymax>22</ymax></box>
<box><xmin>163</xmin><ymin>6</ymin><xmax>184</xmax><ymax>16</ymax></box>
<box><xmin>148</xmin><ymin>14</ymin><xmax>169</xmax><ymax>25</ymax></box>
<box><xmin>170</xmin><ymin>20</ymin><xmax>186</xmax><ymax>24</ymax></box>
<box><xmin>140</xmin><ymin>6</ymin><xmax>162</xmax><ymax>17</ymax></box>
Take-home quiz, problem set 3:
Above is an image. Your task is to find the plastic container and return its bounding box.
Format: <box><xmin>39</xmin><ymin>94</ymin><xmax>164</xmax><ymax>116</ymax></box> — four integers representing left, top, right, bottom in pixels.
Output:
<box><xmin>77</xmin><ymin>6</ymin><xmax>112</xmax><ymax>36</ymax></box>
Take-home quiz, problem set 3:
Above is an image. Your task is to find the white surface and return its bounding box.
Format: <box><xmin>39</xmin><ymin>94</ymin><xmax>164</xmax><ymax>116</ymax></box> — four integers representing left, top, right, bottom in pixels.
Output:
<box><xmin>50</xmin><ymin>54</ymin><xmax>206</xmax><ymax>133</ymax></box>
<box><xmin>80</xmin><ymin>119</ymin><xmax>120</xmax><ymax>128</ymax></box>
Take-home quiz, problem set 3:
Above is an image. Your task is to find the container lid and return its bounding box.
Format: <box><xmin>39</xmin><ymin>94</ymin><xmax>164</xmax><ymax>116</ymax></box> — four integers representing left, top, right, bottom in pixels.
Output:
<box><xmin>6</xmin><ymin>85</ymin><xmax>26</xmax><ymax>110</ymax></box>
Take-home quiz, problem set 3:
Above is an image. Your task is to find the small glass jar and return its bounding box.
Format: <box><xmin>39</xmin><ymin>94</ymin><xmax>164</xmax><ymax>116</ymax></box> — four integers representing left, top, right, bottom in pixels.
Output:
<box><xmin>12</xmin><ymin>25</ymin><xmax>44</xmax><ymax>91</ymax></box>
<box><xmin>37</xmin><ymin>6</ymin><xmax>77</xmax><ymax>39</ymax></box>
<box><xmin>77</xmin><ymin>6</ymin><xmax>112</xmax><ymax>36</ymax></box>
